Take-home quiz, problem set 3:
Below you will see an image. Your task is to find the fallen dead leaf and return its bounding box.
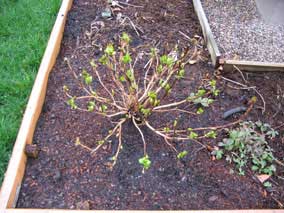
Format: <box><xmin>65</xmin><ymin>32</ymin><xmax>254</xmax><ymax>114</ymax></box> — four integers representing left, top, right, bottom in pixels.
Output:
<box><xmin>256</xmin><ymin>174</ymin><xmax>271</xmax><ymax>183</ymax></box>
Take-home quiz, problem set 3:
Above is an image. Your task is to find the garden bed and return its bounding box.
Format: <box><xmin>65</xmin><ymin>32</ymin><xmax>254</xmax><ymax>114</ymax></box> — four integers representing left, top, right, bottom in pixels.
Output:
<box><xmin>1</xmin><ymin>0</ymin><xmax>284</xmax><ymax>211</ymax></box>
<box><xmin>198</xmin><ymin>0</ymin><xmax>284</xmax><ymax>71</ymax></box>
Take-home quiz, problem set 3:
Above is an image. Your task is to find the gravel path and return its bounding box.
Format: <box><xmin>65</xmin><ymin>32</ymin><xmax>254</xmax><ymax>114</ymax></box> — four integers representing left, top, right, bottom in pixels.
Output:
<box><xmin>201</xmin><ymin>0</ymin><xmax>284</xmax><ymax>63</ymax></box>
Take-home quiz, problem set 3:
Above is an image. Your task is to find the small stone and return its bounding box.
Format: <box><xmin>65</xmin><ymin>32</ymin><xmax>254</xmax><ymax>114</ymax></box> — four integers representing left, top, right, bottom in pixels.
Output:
<box><xmin>76</xmin><ymin>200</ymin><xmax>90</xmax><ymax>210</ymax></box>
<box><xmin>208</xmin><ymin>195</ymin><xmax>218</xmax><ymax>202</ymax></box>
<box><xmin>53</xmin><ymin>170</ymin><xmax>61</xmax><ymax>181</ymax></box>
<box><xmin>101</xmin><ymin>8</ymin><xmax>112</xmax><ymax>18</ymax></box>
<box><xmin>25</xmin><ymin>144</ymin><xmax>39</xmax><ymax>158</ymax></box>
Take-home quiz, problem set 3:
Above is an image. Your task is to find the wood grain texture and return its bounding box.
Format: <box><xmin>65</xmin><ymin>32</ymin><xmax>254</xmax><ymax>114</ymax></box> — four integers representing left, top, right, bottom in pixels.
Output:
<box><xmin>223</xmin><ymin>60</ymin><xmax>284</xmax><ymax>72</ymax></box>
<box><xmin>0</xmin><ymin>0</ymin><xmax>283</xmax><ymax>212</ymax></box>
<box><xmin>192</xmin><ymin>0</ymin><xmax>221</xmax><ymax>67</ymax></box>
<box><xmin>0</xmin><ymin>0</ymin><xmax>73</xmax><ymax>210</ymax></box>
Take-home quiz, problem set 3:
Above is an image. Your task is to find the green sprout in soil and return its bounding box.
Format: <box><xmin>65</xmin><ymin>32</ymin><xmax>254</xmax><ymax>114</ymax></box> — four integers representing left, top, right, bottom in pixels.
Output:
<box><xmin>64</xmin><ymin>33</ymin><xmax>256</xmax><ymax>171</ymax></box>
<box><xmin>212</xmin><ymin>121</ymin><xmax>278</xmax><ymax>176</ymax></box>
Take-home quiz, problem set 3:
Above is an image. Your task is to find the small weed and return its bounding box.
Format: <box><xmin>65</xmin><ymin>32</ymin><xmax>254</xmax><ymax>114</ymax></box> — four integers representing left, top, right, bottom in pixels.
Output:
<box><xmin>263</xmin><ymin>181</ymin><xmax>272</xmax><ymax>188</ymax></box>
<box><xmin>212</xmin><ymin>121</ymin><xmax>278</xmax><ymax>176</ymax></box>
<box><xmin>139</xmin><ymin>155</ymin><xmax>151</xmax><ymax>170</ymax></box>
<box><xmin>177</xmin><ymin>151</ymin><xmax>188</xmax><ymax>159</ymax></box>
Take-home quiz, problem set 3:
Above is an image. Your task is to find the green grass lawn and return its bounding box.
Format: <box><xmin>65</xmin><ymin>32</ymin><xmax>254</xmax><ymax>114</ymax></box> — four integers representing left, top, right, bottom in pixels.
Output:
<box><xmin>0</xmin><ymin>0</ymin><xmax>62</xmax><ymax>184</ymax></box>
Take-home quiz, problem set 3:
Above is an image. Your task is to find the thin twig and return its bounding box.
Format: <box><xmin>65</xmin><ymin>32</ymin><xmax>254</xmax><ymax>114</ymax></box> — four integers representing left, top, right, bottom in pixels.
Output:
<box><xmin>274</xmin><ymin>123</ymin><xmax>284</xmax><ymax>130</ymax></box>
<box><xmin>92</xmin><ymin>67</ymin><xmax>126</xmax><ymax>111</ymax></box>
<box><xmin>117</xmin><ymin>1</ymin><xmax>143</xmax><ymax>8</ymax></box>
<box><xmin>91</xmin><ymin>119</ymin><xmax>126</xmax><ymax>154</ymax></box>
<box><xmin>132</xmin><ymin>117</ymin><xmax>147</xmax><ymax>155</ymax></box>
<box><xmin>153</xmin><ymin>108</ymin><xmax>197</xmax><ymax>115</ymax></box>
<box><xmin>122</xmin><ymin>16</ymin><xmax>143</xmax><ymax>36</ymax></box>
<box><xmin>233</xmin><ymin>65</ymin><xmax>248</xmax><ymax>84</ymax></box>
<box><xmin>159</xmin><ymin>99</ymin><xmax>255</xmax><ymax>134</ymax></box>
<box><xmin>220</xmin><ymin>75</ymin><xmax>266</xmax><ymax>114</ymax></box>
<box><xmin>112</xmin><ymin>124</ymin><xmax>123</xmax><ymax>167</ymax></box>
<box><xmin>178</xmin><ymin>31</ymin><xmax>191</xmax><ymax>41</ymax></box>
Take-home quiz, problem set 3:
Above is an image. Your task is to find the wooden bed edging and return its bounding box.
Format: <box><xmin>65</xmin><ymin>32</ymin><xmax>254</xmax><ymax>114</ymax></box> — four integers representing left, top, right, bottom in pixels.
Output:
<box><xmin>222</xmin><ymin>60</ymin><xmax>284</xmax><ymax>72</ymax></box>
<box><xmin>0</xmin><ymin>0</ymin><xmax>73</xmax><ymax>210</ymax></box>
<box><xmin>193</xmin><ymin>0</ymin><xmax>284</xmax><ymax>72</ymax></box>
<box><xmin>0</xmin><ymin>0</ymin><xmax>283</xmax><ymax>212</ymax></box>
<box><xmin>192</xmin><ymin>0</ymin><xmax>221</xmax><ymax>68</ymax></box>
<box><xmin>2</xmin><ymin>209</ymin><xmax>284</xmax><ymax>213</ymax></box>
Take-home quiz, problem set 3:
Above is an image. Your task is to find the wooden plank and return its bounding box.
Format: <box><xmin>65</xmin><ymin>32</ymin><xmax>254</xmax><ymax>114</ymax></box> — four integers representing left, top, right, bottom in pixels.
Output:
<box><xmin>192</xmin><ymin>0</ymin><xmax>221</xmax><ymax>67</ymax></box>
<box><xmin>0</xmin><ymin>0</ymin><xmax>283</xmax><ymax>211</ymax></box>
<box><xmin>223</xmin><ymin>60</ymin><xmax>284</xmax><ymax>72</ymax></box>
<box><xmin>3</xmin><ymin>209</ymin><xmax>284</xmax><ymax>213</ymax></box>
<box><xmin>192</xmin><ymin>1</ymin><xmax>284</xmax><ymax>72</ymax></box>
<box><xmin>0</xmin><ymin>0</ymin><xmax>73</xmax><ymax>210</ymax></box>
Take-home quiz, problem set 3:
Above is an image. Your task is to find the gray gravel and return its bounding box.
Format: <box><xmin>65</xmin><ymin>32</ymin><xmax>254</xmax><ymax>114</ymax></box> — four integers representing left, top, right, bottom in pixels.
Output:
<box><xmin>201</xmin><ymin>0</ymin><xmax>284</xmax><ymax>63</ymax></box>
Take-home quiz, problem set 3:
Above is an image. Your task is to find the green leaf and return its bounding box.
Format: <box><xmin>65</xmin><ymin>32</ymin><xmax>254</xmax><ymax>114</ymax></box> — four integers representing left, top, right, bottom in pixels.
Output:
<box><xmin>251</xmin><ymin>165</ymin><xmax>259</xmax><ymax>171</ymax></box>
<box><xmin>148</xmin><ymin>91</ymin><xmax>157</xmax><ymax>99</ymax></box>
<box><xmin>87</xmin><ymin>101</ymin><xmax>96</xmax><ymax>112</ymax></box>
<box><xmin>188</xmin><ymin>131</ymin><xmax>198</xmax><ymax>139</ymax></box>
<box><xmin>209</xmin><ymin>80</ymin><xmax>216</xmax><ymax>87</ymax></box>
<box><xmin>160</xmin><ymin>55</ymin><xmax>175</xmax><ymax>67</ymax></box>
<box><xmin>215</xmin><ymin>150</ymin><xmax>223</xmax><ymax>160</ymax></box>
<box><xmin>67</xmin><ymin>97</ymin><xmax>77</xmax><ymax>110</ymax></box>
<box><xmin>197</xmin><ymin>89</ymin><xmax>206</xmax><ymax>97</ymax></box>
<box><xmin>141</xmin><ymin>108</ymin><xmax>151</xmax><ymax>117</ymax></box>
<box><xmin>163</xmin><ymin>127</ymin><xmax>170</xmax><ymax>133</ymax></box>
<box><xmin>164</xmin><ymin>84</ymin><xmax>171</xmax><ymax>93</ymax></box>
<box><xmin>82</xmin><ymin>70</ymin><xmax>93</xmax><ymax>85</ymax></box>
<box><xmin>122</xmin><ymin>53</ymin><xmax>132</xmax><ymax>64</ymax></box>
<box><xmin>197</xmin><ymin>107</ymin><xmax>204</xmax><ymax>114</ymax></box>
<box><xmin>97</xmin><ymin>140</ymin><xmax>105</xmax><ymax>145</ymax></box>
<box><xmin>99</xmin><ymin>104</ymin><xmax>108</xmax><ymax>112</ymax></box>
<box><xmin>173</xmin><ymin>120</ymin><xmax>178</xmax><ymax>127</ymax></box>
<box><xmin>121</xmin><ymin>32</ymin><xmax>131</xmax><ymax>43</ymax></box>
<box><xmin>150</xmin><ymin>48</ymin><xmax>157</xmax><ymax>57</ymax></box>
<box><xmin>193</xmin><ymin>97</ymin><xmax>213</xmax><ymax>107</ymax></box>
<box><xmin>213</xmin><ymin>89</ymin><xmax>220</xmax><ymax>96</ymax></box>
<box><xmin>99</xmin><ymin>54</ymin><xmax>108</xmax><ymax>65</ymax></box>
<box><xmin>105</xmin><ymin>43</ymin><xmax>115</xmax><ymax>56</ymax></box>
<box><xmin>119</xmin><ymin>75</ymin><xmax>126</xmax><ymax>82</ymax></box>
<box><xmin>176</xmin><ymin>69</ymin><xmax>185</xmax><ymax>80</ymax></box>
<box><xmin>157</xmin><ymin>65</ymin><xmax>163</xmax><ymax>73</ymax></box>
<box><xmin>126</xmin><ymin>69</ymin><xmax>134</xmax><ymax>82</ymax></box>
<box><xmin>139</xmin><ymin>155</ymin><xmax>151</xmax><ymax>170</ymax></box>
<box><xmin>205</xmin><ymin>130</ymin><xmax>217</xmax><ymax>139</ymax></box>
<box><xmin>177</xmin><ymin>151</ymin><xmax>188</xmax><ymax>159</ymax></box>
<box><xmin>263</xmin><ymin>181</ymin><xmax>272</xmax><ymax>188</ymax></box>
<box><xmin>238</xmin><ymin>169</ymin><xmax>245</xmax><ymax>176</ymax></box>
<box><xmin>63</xmin><ymin>85</ymin><xmax>69</xmax><ymax>92</ymax></box>
<box><xmin>90</xmin><ymin>60</ymin><xmax>97</xmax><ymax>68</ymax></box>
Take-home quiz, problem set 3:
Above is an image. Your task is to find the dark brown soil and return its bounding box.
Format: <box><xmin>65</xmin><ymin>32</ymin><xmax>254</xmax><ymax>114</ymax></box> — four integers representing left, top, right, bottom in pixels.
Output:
<box><xmin>17</xmin><ymin>0</ymin><xmax>284</xmax><ymax>210</ymax></box>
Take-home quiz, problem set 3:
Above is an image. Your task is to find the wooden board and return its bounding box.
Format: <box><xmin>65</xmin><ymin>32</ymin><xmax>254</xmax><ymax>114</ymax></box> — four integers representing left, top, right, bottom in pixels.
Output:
<box><xmin>0</xmin><ymin>0</ymin><xmax>283</xmax><ymax>212</ymax></box>
<box><xmin>192</xmin><ymin>0</ymin><xmax>221</xmax><ymax>68</ymax></box>
<box><xmin>193</xmin><ymin>0</ymin><xmax>284</xmax><ymax>72</ymax></box>
<box><xmin>3</xmin><ymin>209</ymin><xmax>284</xmax><ymax>213</ymax></box>
<box><xmin>0</xmin><ymin>0</ymin><xmax>73</xmax><ymax>210</ymax></box>
<box><xmin>222</xmin><ymin>60</ymin><xmax>284</xmax><ymax>72</ymax></box>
